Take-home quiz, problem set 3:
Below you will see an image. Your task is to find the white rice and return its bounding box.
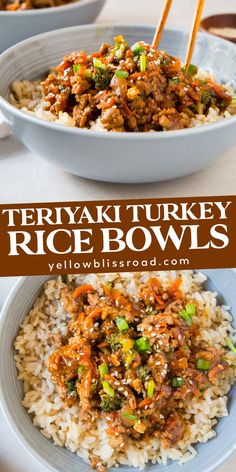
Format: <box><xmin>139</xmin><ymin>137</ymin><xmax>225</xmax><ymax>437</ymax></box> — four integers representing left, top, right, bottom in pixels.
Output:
<box><xmin>9</xmin><ymin>71</ymin><xmax>235</xmax><ymax>131</ymax></box>
<box><xmin>14</xmin><ymin>270</ymin><xmax>236</xmax><ymax>470</ymax></box>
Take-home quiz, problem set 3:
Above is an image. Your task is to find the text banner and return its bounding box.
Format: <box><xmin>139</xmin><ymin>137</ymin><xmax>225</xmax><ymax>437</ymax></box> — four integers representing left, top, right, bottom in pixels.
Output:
<box><xmin>0</xmin><ymin>196</ymin><xmax>235</xmax><ymax>276</ymax></box>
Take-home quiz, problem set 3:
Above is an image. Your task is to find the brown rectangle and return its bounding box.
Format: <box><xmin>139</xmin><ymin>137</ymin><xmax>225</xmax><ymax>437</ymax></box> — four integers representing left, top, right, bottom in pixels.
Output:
<box><xmin>0</xmin><ymin>195</ymin><xmax>235</xmax><ymax>276</ymax></box>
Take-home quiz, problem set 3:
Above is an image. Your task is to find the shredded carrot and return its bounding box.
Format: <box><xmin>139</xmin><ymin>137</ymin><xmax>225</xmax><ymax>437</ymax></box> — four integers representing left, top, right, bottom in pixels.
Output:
<box><xmin>101</xmin><ymin>97</ymin><xmax>116</xmax><ymax>109</ymax></box>
<box><xmin>87</xmin><ymin>307</ymin><xmax>102</xmax><ymax>318</ymax></box>
<box><xmin>122</xmin><ymin>101</ymin><xmax>133</xmax><ymax>116</ymax></box>
<box><xmin>73</xmin><ymin>284</ymin><xmax>94</xmax><ymax>299</ymax></box>
<box><xmin>208</xmin><ymin>364</ymin><xmax>228</xmax><ymax>382</ymax></box>
<box><xmin>81</xmin><ymin>368</ymin><xmax>92</xmax><ymax>398</ymax></box>
<box><xmin>6</xmin><ymin>3</ymin><xmax>19</xmax><ymax>9</ymax></box>
<box><xmin>138</xmin><ymin>397</ymin><xmax>153</xmax><ymax>408</ymax></box>
<box><xmin>98</xmin><ymin>341</ymin><xmax>109</xmax><ymax>349</ymax></box>
<box><xmin>171</xmin><ymin>358</ymin><xmax>188</xmax><ymax>370</ymax></box>
<box><xmin>129</xmin><ymin>72</ymin><xmax>146</xmax><ymax>79</ymax></box>
<box><xmin>110</xmin><ymin>354</ymin><xmax>120</xmax><ymax>367</ymax></box>
<box><xmin>169</xmin><ymin>278</ymin><xmax>182</xmax><ymax>299</ymax></box>
<box><xmin>111</xmin><ymin>289</ymin><xmax>128</xmax><ymax>306</ymax></box>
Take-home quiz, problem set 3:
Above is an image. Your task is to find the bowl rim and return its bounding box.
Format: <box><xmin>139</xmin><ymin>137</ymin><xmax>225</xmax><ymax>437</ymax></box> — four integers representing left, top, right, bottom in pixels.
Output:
<box><xmin>0</xmin><ymin>275</ymin><xmax>60</xmax><ymax>472</ymax></box>
<box><xmin>0</xmin><ymin>23</ymin><xmax>235</xmax><ymax>140</ymax></box>
<box><xmin>1</xmin><ymin>271</ymin><xmax>236</xmax><ymax>472</ymax></box>
<box><xmin>0</xmin><ymin>0</ymin><xmax>103</xmax><ymax>16</ymax></box>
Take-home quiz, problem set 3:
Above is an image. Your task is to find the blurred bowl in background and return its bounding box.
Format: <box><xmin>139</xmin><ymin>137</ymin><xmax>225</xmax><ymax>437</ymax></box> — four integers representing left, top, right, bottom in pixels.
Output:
<box><xmin>0</xmin><ymin>0</ymin><xmax>106</xmax><ymax>52</ymax></box>
<box><xmin>201</xmin><ymin>14</ymin><xmax>236</xmax><ymax>44</ymax></box>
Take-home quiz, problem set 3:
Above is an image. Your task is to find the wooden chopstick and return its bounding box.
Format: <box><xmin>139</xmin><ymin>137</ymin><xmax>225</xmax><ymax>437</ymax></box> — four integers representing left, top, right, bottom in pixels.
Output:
<box><xmin>185</xmin><ymin>0</ymin><xmax>205</xmax><ymax>68</ymax></box>
<box><xmin>152</xmin><ymin>0</ymin><xmax>173</xmax><ymax>50</ymax></box>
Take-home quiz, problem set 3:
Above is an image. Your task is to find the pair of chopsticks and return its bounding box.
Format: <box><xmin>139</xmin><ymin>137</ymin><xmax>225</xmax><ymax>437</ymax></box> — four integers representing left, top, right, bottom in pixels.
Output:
<box><xmin>152</xmin><ymin>0</ymin><xmax>205</xmax><ymax>68</ymax></box>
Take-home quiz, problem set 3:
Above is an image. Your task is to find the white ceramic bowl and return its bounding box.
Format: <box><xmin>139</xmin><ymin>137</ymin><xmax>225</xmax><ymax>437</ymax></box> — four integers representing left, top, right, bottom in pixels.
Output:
<box><xmin>0</xmin><ymin>0</ymin><xmax>106</xmax><ymax>52</ymax></box>
<box><xmin>0</xmin><ymin>24</ymin><xmax>235</xmax><ymax>183</ymax></box>
<box><xmin>0</xmin><ymin>270</ymin><xmax>236</xmax><ymax>472</ymax></box>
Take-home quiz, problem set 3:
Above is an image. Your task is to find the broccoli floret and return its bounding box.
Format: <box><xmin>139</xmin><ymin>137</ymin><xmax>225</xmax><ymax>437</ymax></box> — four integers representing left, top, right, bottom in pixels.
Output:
<box><xmin>65</xmin><ymin>378</ymin><xmax>77</xmax><ymax>397</ymax></box>
<box><xmin>201</xmin><ymin>90</ymin><xmax>216</xmax><ymax>110</ymax></box>
<box><xmin>115</xmin><ymin>40</ymin><xmax>129</xmax><ymax>60</ymax></box>
<box><xmin>106</xmin><ymin>333</ymin><xmax>123</xmax><ymax>351</ymax></box>
<box><xmin>93</xmin><ymin>68</ymin><xmax>112</xmax><ymax>89</ymax></box>
<box><xmin>100</xmin><ymin>394</ymin><xmax>123</xmax><ymax>412</ymax></box>
<box><xmin>137</xmin><ymin>365</ymin><xmax>150</xmax><ymax>383</ymax></box>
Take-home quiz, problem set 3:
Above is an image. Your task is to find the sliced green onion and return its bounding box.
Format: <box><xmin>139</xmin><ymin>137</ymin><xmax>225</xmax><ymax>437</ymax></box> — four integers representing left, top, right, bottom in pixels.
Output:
<box><xmin>172</xmin><ymin>377</ymin><xmax>184</xmax><ymax>388</ymax></box>
<box><xmin>134</xmin><ymin>337</ymin><xmax>152</xmax><ymax>353</ymax></box>
<box><xmin>147</xmin><ymin>380</ymin><xmax>155</xmax><ymax>399</ymax></box>
<box><xmin>116</xmin><ymin>317</ymin><xmax>129</xmax><ymax>331</ymax></box>
<box><xmin>187</xmin><ymin>64</ymin><xmax>198</xmax><ymax>76</ymax></box>
<box><xmin>170</xmin><ymin>77</ymin><xmax>180</xmax><ymax>84</ymax></box>
<box><xmin>123</xmin><ymin>412</ymin><xmax>137</xmax><ymax>421</ymax></box>
<box><xmin>93</xmin><ymin>58</ymin><xmax>107</xmax><ymax>70</ymax></box>
<box><xmin>73</xmin><ymin>64</ymin><xmax>81</xmax><ymax>74</ymax></box>
<box><xmin>140</xmin><ymin>54</ymin><xmax>147</xmax><ymax>73</ymax></box>
<box><xmin>115</xmin><ymin>70</ymin><xmax>129</xmax><ymax>79</ymax></box>
<box><xmin>102</xmin><ymin>381</ymin><xmax>115</xmax><ymax>397</ymax></box>
<box><xmin>196</xmin><ymin>358</ymin><xmax>211</xmax><ymax>371</ymax></box>
<box><xmin>226</xmin><ymin>337</ymin><xmax>236</xmax><ymax>355</ymax></box>
<box><xmin>99</xmin><ymin>363</ymin><xmax>108</xmax><ymax>378</ymax></box>
<box><xmin>179</xmin><ymin>310</ymin><xmax>193</xmax><ymax>326</ymax></box>
<box><xmin>131</xmin><ymin>42</ymin><xmax>144</xmax><ymax>56</ymax></box>
<box><xmin>186</xmin><ymin>303</ymin><xmax>195</xmax><ymax>316</ymax></box>
<box><xmin>200</xmin><ymin>79</ymin><xmax>207</xmax><ymax>86</ymax></box>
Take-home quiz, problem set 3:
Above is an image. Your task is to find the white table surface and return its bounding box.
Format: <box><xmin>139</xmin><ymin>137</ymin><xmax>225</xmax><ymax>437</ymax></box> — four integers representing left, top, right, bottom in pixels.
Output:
<box><xmin>0</xmin><ymin>0</ymin><xmax>236</xmax><ymax>471</ymax></box>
